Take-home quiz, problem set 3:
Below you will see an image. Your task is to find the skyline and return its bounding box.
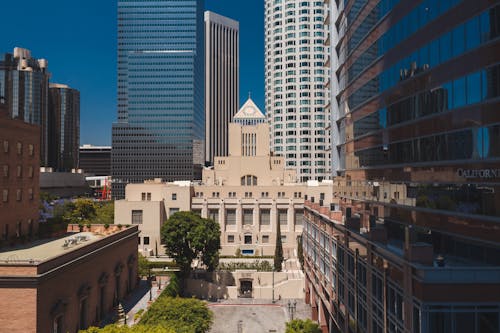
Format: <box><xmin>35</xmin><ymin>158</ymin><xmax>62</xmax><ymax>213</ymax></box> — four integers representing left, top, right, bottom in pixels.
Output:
<box><xmin>0</xmin><ymin>0</ymin><xmax>264</xmax><ymax>146</ymax></box>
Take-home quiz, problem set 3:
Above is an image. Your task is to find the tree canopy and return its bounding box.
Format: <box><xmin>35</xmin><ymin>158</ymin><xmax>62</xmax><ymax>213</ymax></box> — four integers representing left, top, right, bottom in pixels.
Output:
<box><xmin>79</xmin><ymin>325</ymin><xmax>175</xmax><ymax>333</ymax></box>
<box><xmin>274</xmin><ymin>219</ymin><xmax>284</xmax><ymax>271</ymax></box>
<box><xmin>161</xmin><ymin>211</ymin><xmax>220</xmax><ymax>274</ymax></box>
<box><xmin>285</xmin><ymin>319</ymin><xmax>322</xmax><ymax>333</ymax></box>
<box><xmin>140</xmin><ymin>297</ymin><xmax>213</xmax><ymax>333</ymax></box>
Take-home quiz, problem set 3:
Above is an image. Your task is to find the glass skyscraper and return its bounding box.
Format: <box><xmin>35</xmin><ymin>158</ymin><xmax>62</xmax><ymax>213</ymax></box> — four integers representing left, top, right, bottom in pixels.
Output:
<box><xmin>0</xmin><ymin>47</ymin><xmax>50</xmax><ymax>166</ymax></box>
<box><xmin>112</xmin><ymin>0</ymin><xmax>205</xmax><ymax>199</ymax></box>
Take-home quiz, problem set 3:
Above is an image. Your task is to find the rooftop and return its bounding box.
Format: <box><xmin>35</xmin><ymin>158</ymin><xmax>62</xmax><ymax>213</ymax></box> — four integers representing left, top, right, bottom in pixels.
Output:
<box><xmin>0</xmin><ymin>232</ymin><xmax>102</xmax><ymax>265</ymax></box>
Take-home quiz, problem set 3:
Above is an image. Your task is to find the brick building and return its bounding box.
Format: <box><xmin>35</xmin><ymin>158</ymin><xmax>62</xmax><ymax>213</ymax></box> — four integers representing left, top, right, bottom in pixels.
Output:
<box><xmin>0</xmin><ymin>102</ymin><xmax>40</xmax><ymax>245</ymax></box>
<box><xmin>0</xmin><ymin>225</ymin><xmax>139</xmax><ymax>333</ymax></box>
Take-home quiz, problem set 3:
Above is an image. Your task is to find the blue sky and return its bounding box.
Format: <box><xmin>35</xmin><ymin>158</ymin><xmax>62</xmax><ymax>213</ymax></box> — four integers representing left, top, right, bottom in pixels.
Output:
<box><xmin>0</xmin><ymin>0</ymin><xmax>264</xmax><ymax>146</ymax></box>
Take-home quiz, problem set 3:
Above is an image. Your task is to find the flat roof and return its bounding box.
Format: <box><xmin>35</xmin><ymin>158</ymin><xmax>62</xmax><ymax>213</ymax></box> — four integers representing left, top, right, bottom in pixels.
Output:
<box><xmin>0</xmin><ymin>232</ymin><xmax>102</xmax><ymax>265</ymax></box>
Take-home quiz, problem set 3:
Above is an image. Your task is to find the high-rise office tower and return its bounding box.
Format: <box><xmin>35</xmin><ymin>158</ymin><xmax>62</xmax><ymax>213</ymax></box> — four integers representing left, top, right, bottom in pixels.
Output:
<box><xmin>264</xmin><ymin>0</ymin><xmax>331</xmax><ymax>183</ymax></box>
<box><xmin>0</xmin><ymin>47</ymin><xmax>50</xmax><ymax>166</ymax></box>
<box><xmin>48</xmin><ymin>83</ymin><xmax>80</xmax><ymax>171</ymax></box>
<box><xmin>304</xmin><ymin>1</ymin><xmax>500</xmax><ymax>332</ymax></box>
<box><xmin>112</xmin><ymin>0</ymin><xmax>205</xmax><ymax>199</ymax></box>
<box><xmin>204</xmin><ymin>11</ymin><xmax>239</xmax><ymax>166</ymax></box>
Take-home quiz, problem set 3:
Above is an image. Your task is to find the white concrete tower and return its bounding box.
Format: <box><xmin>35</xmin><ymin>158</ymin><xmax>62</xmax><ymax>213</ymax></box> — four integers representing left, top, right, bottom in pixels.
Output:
<box><xmin>265</xmin><ymin>0</ymin><xmax>331</xmax><ymax>183</ymax></box>
<box><xmin>205</xmin><ymin>11</ymin><xmax>240</xmax><ymax>166</ymax></box>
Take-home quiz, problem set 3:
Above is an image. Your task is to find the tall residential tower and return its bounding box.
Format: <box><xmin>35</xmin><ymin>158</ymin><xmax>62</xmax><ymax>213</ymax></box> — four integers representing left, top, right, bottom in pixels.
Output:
<box><xmin>264</xmin><ymin>0</ymin><xmax>331</xmax><ymax>182</ymax></box>
<box><xmin>204</xmin><ymin>11</ymin><xmax>239</xmax><ymax>166</ymax></box>
<box><xmin>112</xmin><ymin>0</ymin><xmax>205</xmax><ymax>199</ymax></box>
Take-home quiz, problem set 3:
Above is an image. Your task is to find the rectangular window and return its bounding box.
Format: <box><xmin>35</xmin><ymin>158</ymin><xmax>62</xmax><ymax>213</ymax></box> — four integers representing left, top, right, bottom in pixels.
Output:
<box><xmin>2</xmin><ymin>189</ymin><xmax>8</xmax><ymax>202</ymax></box>
<box><xmin>225</xmin><ymin>209</ymin><xmax>236</xmax><ymax>226</ymax></box>
<box><xmin>28</xmin><ymin>188</ymin><xmax>34</xmax><ymax>200</ymax></box>
<box><xmin>278</xmin><ymin>209</ymin><xmax>288</xmax><ymax>225</ymax></box>
<box><xmin>244</xmin><ymin>235</ymin><xmax>252</xmax><ymax>244</ymax></box>
<box><xmin>227</xmin><ymin>235</ymin><xmax>235</xmax><ymax>243</ymax></box>
<box><xmin>243</xmin><ymin>209</ymin><xmax>253</xmax><ymax>225</ymax></box>
<box><xmin>262</xmin><ymin>235</ymin><xmax>270</xmax><ymax>243</ymax></box>
<box><xmin>147</xmin><ymin>193</ymin><xmax>151</xmax><ymax>201</ymax></box>
<box><xmin>281</xmin><ymin>235</ymin><xmax>287</xmax><ymax>243</ymax></box>
<box><xmin>169</xmin><ymin>208</ymin><xmax>179</xmax><ymax>216</ymax></box>
<box><xmin>16</xmin><ymin>189</ymin><xmax>22</xmax><ymax>201</ymax></box>
<box><xmin>132</xmin><ymin>210</ymin><xmax>143</xmax><ymax>224</ymax></box>
<box><xmin>3</xmin><ymin>140</ymin><xmax>8</xmax><ymax>153</ymax></box>
<box><xmin>16</xmin><ymin>142</ymin><xmax>22</xmax><ymax>155</ymax></box>
<box><xmin>2</xmin><ymin>165</ymin><xmax>8</xmax><ymax>177</ymax></box>
<box><xmin>143</xmin><ymin>237</ymin><xmax>150</xmax><ymax>245</ymax></box>
<box><xmin>172</xmin><ymin>193</ymin><xmax>177</xmax><ymax>200</ymax></box>
<box><xmin>28</xmin><ymin>144</ymin><xmax>34</xmax><ymax>156</ymax></box>
<box><xmin>141</xmin><ymin>193</ymin><xmax>146</xmax><ymax>201</ymax></box>
<box><xmin>16</xmin><ymin>165</ymin><xmax>22</xmax><ymax>178</ymax></box>
<box><xmin>260</xmin><ymin>209</ymin><xmax>271</xmax><ymax>225</ymax></box>
<box><xmin>294</xmin><ymin>209</ymin><xmax>304</xmax><ymax>226</ymax></box>
<box><xmin>208</xmin><ymin>209</ymin><xmax>219</xmax><ymax>222</ymax></box>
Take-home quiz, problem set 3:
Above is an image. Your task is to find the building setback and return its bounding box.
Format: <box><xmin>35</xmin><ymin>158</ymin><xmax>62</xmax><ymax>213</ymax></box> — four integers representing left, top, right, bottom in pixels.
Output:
<box><xmin>48</xmin><ymin>83</ymin><xmax>80</xmax><ymax>171</ymax></box>
<box><xmin>305</xmin><ymin>1</ymin><xmax>500</xmax><ymax>332</ymax></box>
<box><xmin>264</xmin><ymin>0</ymin><xmax>331</xmax><ymax>182</ymax></box>
<box><xmin>112</xmin><ymin>0</ymin><xmax>206</xmax><ymax>199</ymax></box>
<box><xmin>0</xmin><ymin>47</ymin><xmax>50</xmax><ymax>166</ymax></box>
<box><xmin>204</xmin><ymin>11</ymin><xmax>240</xmax><ymax>166</ymax></box>
<box><xmin>0</xmin><ymin>99</ymin><xmax>40</xmax><ymax>244</ymax></box>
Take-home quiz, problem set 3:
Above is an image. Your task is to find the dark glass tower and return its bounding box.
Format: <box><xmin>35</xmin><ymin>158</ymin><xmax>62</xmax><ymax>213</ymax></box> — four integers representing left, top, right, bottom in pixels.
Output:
<box><xmin>48</xmin><ymin>84</ymin><xmax>80</xmax><ymax>171</ymax></box>
<box><xmin>303</xmin><ymin>1</ymin><xmax>500</xmax><ymax>333</ymax></box>
<box><xmin>112</xmin><ymin>0</ymin><xmax>205</xmax><ymax>199</ymax></box>
<box><xmin>0</xmin><ymin>47</ymin><xmax>50</xmax><ymax>166</ymax></box>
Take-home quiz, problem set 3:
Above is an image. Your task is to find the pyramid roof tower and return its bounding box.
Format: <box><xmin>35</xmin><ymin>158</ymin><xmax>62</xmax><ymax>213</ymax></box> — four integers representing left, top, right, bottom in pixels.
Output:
<box><xmin>233</xmin><ymin>97</ymin><xmax>266</xmax><ymax>125</ymax></box>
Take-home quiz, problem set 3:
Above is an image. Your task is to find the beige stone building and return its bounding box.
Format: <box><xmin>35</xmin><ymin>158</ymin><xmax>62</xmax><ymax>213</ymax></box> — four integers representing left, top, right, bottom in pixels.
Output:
<box><xmin>115</xmin><ymin>99</ymin><xmax>334</xmax><ymax>257</ymax></box>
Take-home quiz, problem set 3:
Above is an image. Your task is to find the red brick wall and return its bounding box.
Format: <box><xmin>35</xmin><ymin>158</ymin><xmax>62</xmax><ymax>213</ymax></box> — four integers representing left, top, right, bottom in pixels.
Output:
<box><xmin>0</xmin><ymin>288</ymin><xmax>37</xmax><ymax>333</ymax></box>
<box><xmin>0</xmin><ymin>111</ymin><xmax>40</xmax><ymax>246</ymax></box>
<box><xmin>0</xmin><ymin>227</ymin><xmax>139</xmax><ymax>333</ymax></box>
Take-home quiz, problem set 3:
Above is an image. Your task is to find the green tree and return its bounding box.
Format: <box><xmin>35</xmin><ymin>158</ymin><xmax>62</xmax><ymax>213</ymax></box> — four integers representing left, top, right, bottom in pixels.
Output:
<box><xmin>285</xmin><ymin>319</ymin><xmax>322</xmax><ymax>333</ymax></box>
<box><xmin>79</xmin><ymin>325</ymin><xmax>175</xmax><ymax>333</ymax></box>
<box><xmin>161</xmin><ymin>212</ymin><xmax>220</xmax><ymax>275</ymax></box>
<box><xmin>95</xmin><ymin>201</ymin><xmax>115</xmax><ymax>224</ymax></box>
<box><xmin>297</xmin><ymin>235</ymin><xmax>304</xmax><ymax>270</ymax></box>
<box><xmin>138</xmin><ymin>253</ymin><xmax>151</xmax><ymax>278</ymax></box>
<box><xmin>274</xmin><ymin>219</ymin><xmax>284</xmax><ymax>272</ymax></box>
<box><xmin>140</xmin><ymin>297</ymin><xmax>213</xmax><ymax>333</ymax></box>
<box><xmin>64</xmin><ymin>198</ymin><xmax>97</xmax><ymax>224</ymax></box>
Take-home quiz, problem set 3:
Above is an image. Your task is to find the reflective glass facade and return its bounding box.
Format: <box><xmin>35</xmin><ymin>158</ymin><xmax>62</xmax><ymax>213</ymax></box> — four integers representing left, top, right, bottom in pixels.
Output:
<box><xmin>0</xmin><ymin>49</ymin><xmax>50</xmax><ymax>166</ymax></box>
<box><xmin>305</xmin><ymin>1</ymin><xmax>500</xmax><ymax>332</ymax></box>
<box><xmin>112</xmin><ymin>0</ymin><xmax>205</xmax><ymax>199</ymax></box>
<box><xmin>48</xmin><ymin>84</ymin><xmax>80</xmax><ymax>171</ymax></box>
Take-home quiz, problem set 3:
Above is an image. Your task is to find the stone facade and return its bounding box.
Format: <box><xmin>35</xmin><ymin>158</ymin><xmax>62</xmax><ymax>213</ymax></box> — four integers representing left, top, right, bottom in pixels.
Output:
<box><xmin>115</xmin><ymin>101</ymin><xmax>335</xmax><ymax>257</ymax></box>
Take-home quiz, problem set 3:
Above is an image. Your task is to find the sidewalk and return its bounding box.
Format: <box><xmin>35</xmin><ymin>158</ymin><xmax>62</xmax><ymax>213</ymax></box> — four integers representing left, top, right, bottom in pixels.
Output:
<box><xmin>101</xmin><ymin>276</ymin><xmax>169</xmax><ymax>327</ymax></box>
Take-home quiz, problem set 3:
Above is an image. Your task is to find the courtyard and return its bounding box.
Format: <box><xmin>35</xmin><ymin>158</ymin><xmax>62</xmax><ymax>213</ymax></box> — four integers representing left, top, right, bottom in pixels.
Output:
<box><xmin>208</xmin><ymin>299</ymin><xmax>311</xmax><ymax>333</ymax></box>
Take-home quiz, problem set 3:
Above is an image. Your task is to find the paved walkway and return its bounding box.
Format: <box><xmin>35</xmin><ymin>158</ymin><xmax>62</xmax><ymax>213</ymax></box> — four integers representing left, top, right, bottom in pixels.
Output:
<box><xmin>208</xmin><ymin>298</ymin><xmax>312</xmax><ymax>333</ymax></box>
<box><xmin>101</xmin><ymin>276</ymin><xmax>169</xmax><ymax>327</ymax></box>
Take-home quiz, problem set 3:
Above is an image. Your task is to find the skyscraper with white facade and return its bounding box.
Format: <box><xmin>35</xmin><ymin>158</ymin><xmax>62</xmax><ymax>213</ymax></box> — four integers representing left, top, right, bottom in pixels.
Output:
<box><xmin>112</xmin><ymin>0</ymin><xmax>205</xmax><ymax>199</ymax></box>
<box><xmin>204</xmin><ymin>11</ymin><xmax>240</xmax><ymax>166</ymax></box>
<box><xmin>264</xmin><ymin>0</ymin><xmax>331</xmax><ymax>182</ymax></box>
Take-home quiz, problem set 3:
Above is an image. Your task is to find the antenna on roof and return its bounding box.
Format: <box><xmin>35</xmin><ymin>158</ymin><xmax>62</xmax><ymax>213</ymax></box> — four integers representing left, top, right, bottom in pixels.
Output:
<box><xmin>248</xmin><ymin>91</ymin><xmax>252</xmax><ymax>99</ymax></box>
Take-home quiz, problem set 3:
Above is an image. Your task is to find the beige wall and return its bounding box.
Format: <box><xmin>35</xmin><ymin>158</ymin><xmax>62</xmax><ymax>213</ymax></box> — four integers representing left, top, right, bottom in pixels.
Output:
<box><xmin>115</xmin><ymin>120</ymin><xmax>335</xmax><ymax>258</ymax></box>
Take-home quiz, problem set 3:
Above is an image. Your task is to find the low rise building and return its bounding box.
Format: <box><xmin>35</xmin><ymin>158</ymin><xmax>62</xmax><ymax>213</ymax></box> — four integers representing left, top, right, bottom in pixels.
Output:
<box><xmin>0</xmin><ymin>225</ymin><xmax>139</xmax><ymax>333</ymax></box>
<box><xmin>115</xmin><ymin>99</ymin><xmax>336</xmax><ymax>258</ymax></box>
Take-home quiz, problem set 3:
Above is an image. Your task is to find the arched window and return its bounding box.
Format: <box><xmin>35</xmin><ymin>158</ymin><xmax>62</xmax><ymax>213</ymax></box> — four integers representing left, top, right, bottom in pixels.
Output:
<box><xmin>241</xmin><ymin>175</ymin><xmax>258</xmax><ymax>186</ymax></box>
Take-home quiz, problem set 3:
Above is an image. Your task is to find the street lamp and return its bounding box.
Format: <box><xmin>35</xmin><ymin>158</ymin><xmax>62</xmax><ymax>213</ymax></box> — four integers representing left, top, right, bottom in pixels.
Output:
<box><xmin>288</xmin><ymin>300</ymin><xmax>297</xmax><ymax>320</ymax></box>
